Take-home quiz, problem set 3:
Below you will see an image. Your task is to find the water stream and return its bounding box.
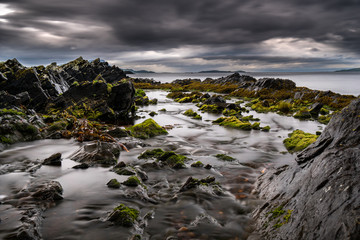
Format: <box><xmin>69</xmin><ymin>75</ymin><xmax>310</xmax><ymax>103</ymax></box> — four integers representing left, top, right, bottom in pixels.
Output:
<box><xmin>0</xmin><ymin>90</ymin><xmax>325</xmax><ymax>239</ymax></box>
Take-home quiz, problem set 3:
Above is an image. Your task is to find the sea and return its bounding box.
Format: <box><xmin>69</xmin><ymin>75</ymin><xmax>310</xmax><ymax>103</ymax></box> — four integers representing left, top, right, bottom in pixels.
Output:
<box><xmin>132</xmin><ymin>72</ymin><xmax>360</xmax><ymax>96</ymax></box>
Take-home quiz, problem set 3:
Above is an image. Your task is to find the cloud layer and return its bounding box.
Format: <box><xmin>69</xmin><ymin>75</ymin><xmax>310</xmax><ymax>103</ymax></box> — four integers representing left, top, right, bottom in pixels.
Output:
<box><xmin>1</xmin><ymin>0</ymin><xmax>359</xmax><ymax>71</ymax></box>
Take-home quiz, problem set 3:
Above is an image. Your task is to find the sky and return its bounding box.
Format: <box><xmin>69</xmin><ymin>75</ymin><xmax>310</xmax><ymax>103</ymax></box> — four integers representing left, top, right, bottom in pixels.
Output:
<box><xmin>0</xmin><ymin>0</ymin><xmax>360</xmax><ymax>72</ymax></box>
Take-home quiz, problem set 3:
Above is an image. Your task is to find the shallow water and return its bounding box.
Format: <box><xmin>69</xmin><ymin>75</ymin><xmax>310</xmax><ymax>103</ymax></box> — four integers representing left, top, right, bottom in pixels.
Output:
<box><xmin>0</xmin><ymin>90</ymin><xmax>325</xmax><ymax>239</ymax></box>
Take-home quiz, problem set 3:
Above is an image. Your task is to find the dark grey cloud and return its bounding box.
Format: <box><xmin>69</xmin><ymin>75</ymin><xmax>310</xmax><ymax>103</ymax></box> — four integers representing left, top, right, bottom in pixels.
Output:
<box><xmin>0</xmin><ymin>0</ymin><xmax>359</xmax><ymax>71</ymax></box>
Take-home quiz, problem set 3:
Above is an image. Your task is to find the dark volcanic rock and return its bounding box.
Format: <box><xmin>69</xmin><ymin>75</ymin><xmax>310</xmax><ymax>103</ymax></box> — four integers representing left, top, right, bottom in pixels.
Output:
<box><xmin>253</xmin><ymin>78</ymin><xmax>296</xmax><ymax>90</ymax></box>
<box><xmin>251</xmin><ymin>98</ymin><xmax>360</xmax><ymax>240</ymax></box>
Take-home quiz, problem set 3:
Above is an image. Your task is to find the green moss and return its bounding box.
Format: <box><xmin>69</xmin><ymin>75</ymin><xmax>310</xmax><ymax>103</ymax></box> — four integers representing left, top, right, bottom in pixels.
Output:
<box><xmin>107</xmin><ymin>83</ymin><xmax>113</xmax><ymax>93</ymax></box>
<box><xmin>159</xmin><ymin>108</ymin><xmax>166</xmax><ymax>112</ymax></box>
<box><xmin>215</xmin><ymin>154</ymin><xmax>235</xmax><ymax>161</ymax></box>
<box><xmin>222</xmin><ymin>109</ymin><xmax>240</xmax><ymax>116</ymax></box>
<box><xmin>277</xmin><ymin>101</ymin><xmax>292</xmax><ymax>113</ymax></box>
<box><xmin>127</xmin><ymin>119</ymin><xmax>168</xmax><ymax>139</ymax></box>
<box><xmin>283</xmin><ymin>130</ymin><xmax>318</xmax><ymax>153</ymax></box>
<box><xmin>114</xmin><ymin>167</ymin><xmax>136</xmax><ymax>176</ymax></box>
<box><xmin>293</xmin><ymin>107</ymin><xmax>312</xmax><ymax>119</ymax></box>
<box><xmin>122</xmin><ymin>176</ymin><xmax>141</xmax><ymax>187</ymax></box>
<box><xmin>191</xmin><ymin>161</ymin><xmax>204</xmax><ymax>167</ymax></box>
<box><xmin>318</xmin><ymin>115</ymin><xmax>332</xmax><ymax>124</ymax></box>
<box><xmin>135</xmin><ymin>89</ymin><xmax>146</xmax><ymax>97</ymax></box>
<box><xmin>138</xmin><ymin>148</ymin><xmax>165</xmax><ymax>159</ymax></box>
<box><xmin>110</xmin><ymin>204</ymin><xmax>139</xmax><ymax>227</ymax></box>
<box><xmin>266</xmin><ymin>205</ymin><xmax>293</xmax><ymax>229</ymax></box>
<box><xmin>149</xmin><ymin>111</ymin><xmax>157</xmax><ymax>117</ymax></box>
<box><xmin>262</xmin><ymin>126</ymin><xmax>271</xmax><ymax>132</ymax></box>
<box><xmin>251</xmin><ymin>122</ymin><xmax>261</xmax><ymax>130</ymax></box>
<box><xmin>14</xmin><ymin>123</ymin><xmax>38</xmax><ymax>135</ymax></box>
<box><xmin>0</xmin><ymin>135</ymin><xmax>12</xmax><ymax>144</ymax></box>
<box><xmin>183</xmin><ymin>109</ymin><xmax>202</xmax><ymax>120</ymax></box>
<box><xmin>107</xmin><ymin>179</ymin><xmax>121</xmax><ymax>188</ymax></box>
<box><xmin>49</xmin><ymin>120</ymin><xmax>68</xmax><ymax>131</ymax></box>
<box><xmin>0</xmin><ymin>108</ymin><xmax>25</xmax><ymax>116</ymax></box>
<box><xmin>199</xmin><ymin>104</ymin><xmax>222</xmax><ymax>113</ymax></box>
<box><xmin>241</xmin><ymin>115</ymin><xmax>260</xmax><ymax>121</ymax></box>
<box><xmin>72</xmin><ymin>81</ymin><xmax>79</xmax><ymax>86</ymax></box>
<box><xmin>213</xmin><ymin>116</ymin><xmax>252</xmax><ymax>130</ymax></box>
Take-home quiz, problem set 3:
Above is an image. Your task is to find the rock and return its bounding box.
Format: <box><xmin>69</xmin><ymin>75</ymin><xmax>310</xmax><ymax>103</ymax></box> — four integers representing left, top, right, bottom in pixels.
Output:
<box><xmin>42</xmin><ymin>153</ymin><xmax>62</xmax><ymax>166</ymax></box>
<box><xmin>253</xmin><ymin>78</ymin><xmax>296</xmax><ymax>90</ymax></box>
<box><xmin>72</xmin><ymin>163</ymin><xmax>90</xmax><ymax>169</ymax></box>
<box><xmin>122</xmin><ymin>176</ymin><xmax>141</xmax><ymax>187</ymax></box>
<box><xmin>107</xmin><ymin>127</ymin><xmax>129</xmax><ymax>138</ymax></box>
<box><xmin>32</xmin><ymin>181</ymin><xmax>63</xmax><ymax>201</ymax></box>
<box><xmin>69</xmin><ymin>141</ymin><xmax>120</xmax><ymax>166</ymax></box>
<box><xmin>204</xmin><ymin>95</ymin><xmax>226</xmax><ymax>105</ymax></box>
<box><xmin>127</xmin><ymin>118</ymin><xmax>168</xmax><ymax>139</ymax></box>
<box><xmin>203</xmin><ymin>73</ymin><xmax>256</xmax><ymax>85</ymax></box>
<box><xmin>309</xmin><ymin>102</ymin><xmax>324</xmax><ymax>117</ymax></box>
<box><xmin>251</xmin><ymin>98</ymin><xmax>360</xmax><ymax>239</ymax></box>
<box><xmin>171</xmin><ymin>78</ymin><xmax>201</xmax><ymax>85</ymax></box>
<box><xmin>107</xmin><ymin>179</ymin><xmax>121</xmax><ymax>188</ymax></box>
<box><xmin>106</xmin><ymin>204</ymin><xmax>139</xmax><ymax>227</ymax></box>
<box><xmin>179</xmin><ymin>176</ymin><xmax>216</xmax><ymax>192</ymax></box>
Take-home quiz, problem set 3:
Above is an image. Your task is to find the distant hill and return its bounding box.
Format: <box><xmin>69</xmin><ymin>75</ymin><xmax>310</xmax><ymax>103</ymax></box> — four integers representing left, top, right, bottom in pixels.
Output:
<box><xmin>335</xmin><ymin>68</ymin><xmax>360</xmax><ymax>72</ymax></box>
<box><xmin>199</xmin><ymin>70</ymin><xmax>245</xmax><ymax>73</ymax></box>
<box><xmin>122</xmin><ymin>69</ymin><xmax>155</xmax><ymax>74</ymax></box>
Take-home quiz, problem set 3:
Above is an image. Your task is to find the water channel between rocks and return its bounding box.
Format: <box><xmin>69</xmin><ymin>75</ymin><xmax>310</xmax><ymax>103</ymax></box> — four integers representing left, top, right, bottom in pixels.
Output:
<box><xmin>0</xmin><ymin>90</ymin><xmax>325</xmax><ymax>239</ymax></box>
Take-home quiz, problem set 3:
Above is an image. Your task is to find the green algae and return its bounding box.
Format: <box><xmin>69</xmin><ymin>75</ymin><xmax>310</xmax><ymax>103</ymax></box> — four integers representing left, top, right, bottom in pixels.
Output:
<box><xmin>199</xmin><ymin>104</ymin><xmax>222</xmax><ymax>113</ymax></box>
<box><xmin>138</xmin><ymin>148</ymin><xmax>187</xmax><ymax>169</ymax></box>
<box><xmin>0</xmin><ymin>108</ymin><xmax>25</xmax><ymax>116</ymax></box>
<box><xmin>127</xmin><ymin>118</ymin><xmax>168</xmax><ymax>139</ymax></box>
<box><xmin>266</xmin><ymin>205</ymin><xmax>293</xmax><ymax>229</ymax></box>
<box><xmin>138</xmin><ymin>148</ymin><xmax>165</xmax><ymax>159</ymax></box>
<box><xmin>283</xmin><ymin>129</ymin><xmax>318</xmax><ymax>153</ymax></box>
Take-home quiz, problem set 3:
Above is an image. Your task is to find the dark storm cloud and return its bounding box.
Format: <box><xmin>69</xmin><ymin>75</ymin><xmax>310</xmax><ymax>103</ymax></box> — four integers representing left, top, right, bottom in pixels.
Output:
<box><xmin>0</xmin><ymin>0</ymin><xmax>359</xmax><ymax>70</ymax></box>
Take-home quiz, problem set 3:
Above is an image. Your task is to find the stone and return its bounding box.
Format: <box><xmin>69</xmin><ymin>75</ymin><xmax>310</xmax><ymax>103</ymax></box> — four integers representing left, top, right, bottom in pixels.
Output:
<box><xmin>69</xmin><ymin>141</ymin><xmax>120</xmax><ymax>166</ymax></box>
<box><xmin>251</xmin><ymin>98</ymin><xmax>360</xmax><ymax>239</ymax></box>
<box><xmin>254</xmin><ymin>78</ymin><xmax>296</xmax><ymax>90</ymax></box>
<box><xmin>42</xmin><ymin>153</ymin><xmax>62</xmax><ymax>166</ymax></box>
<box><xmin>32</xmin><ymin>181</ymin><xmax>63</xmax><ymax>201</ymax></box>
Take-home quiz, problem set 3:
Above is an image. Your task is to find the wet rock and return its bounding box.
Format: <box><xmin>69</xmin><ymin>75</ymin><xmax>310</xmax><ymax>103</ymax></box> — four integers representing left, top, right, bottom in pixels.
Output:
<box><xmin>32</xmin><ymin>181</ymin><xmax>63</xmax><ymax>201</ymax></box>
<box><xmin>42</xmin><ymin>153</ymin><xmax>62</xmax><ymax>166</ymax></box>
<box><xmin>204</xmin><ymin>164</ymin><xmax>212</xmax><ymax>169</ymax></box>
<box><xmin>106</xmin><ymin>204</ymin><xmax>139</xmax><ymax>227</ymax></box>
<box><xmin>204</xmin><ymin>95</ymin><xmax>226</xmax><ymax>105</ymax></box>
<box><xmin>179</xmin><ymin>176</ymin><xmax>216</xmax><ymax>192</ymax></box>
<box><xmin>107</xmin><ymin>127</ymin><xmax>129</xmax><ymax>138</ymax></box>
<box><xmin>127</xmin><ymin>119</ymin><xmax>168</xmax><ymax>139</ymax></box>
<box><xmin>72</xmin><ymin>163</ymin><xmax>90</xmax><ymax>169</ymax></box>
<box><xmin>203</xmin><ymin>73</ymin><xmax>256</xmax><ymax>85</ymax></box>
<box><xmin>252</xmin><ymin>98</ymin><xmax>360</xmax><ymax>239</ymax></box>
<box><xmin>309</xmin><ymin>102</ymin><xmax>324</xmax><ymax>117</ymax></box>
<box><xmin>122</xmin><ymin>176</ymin><xmax>141</xmax><ymax>187</ymax></box>
<box><xmin>69</xmin><ymin>141</ymin><xmax>120</xmax><ymax>166</ymax></box>
<box><xmin>107</xmin><ymin>179</ymin><xmax>121</xmax><ymax>189</ymax></box>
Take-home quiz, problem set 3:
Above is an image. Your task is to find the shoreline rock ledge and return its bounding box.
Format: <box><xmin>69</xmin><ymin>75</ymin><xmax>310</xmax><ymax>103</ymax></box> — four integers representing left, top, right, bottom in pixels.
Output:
<box><xmin>251</xmin><ymin>98</ymin><xmax>360</xmax><ymax>240</ymax></box>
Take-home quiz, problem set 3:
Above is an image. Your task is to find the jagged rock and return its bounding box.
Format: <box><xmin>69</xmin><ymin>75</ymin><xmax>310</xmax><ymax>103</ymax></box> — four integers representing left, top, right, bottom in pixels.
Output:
<box><xmin>309</xmin><ymin>102</ymin><xmax>324</xmax><ymax>117</ymax></box>
<box><xmin>69</xmin><ymin>141</ymin><xmax>121</xmax><ymax>166</ymax></box>
<box><xmin>203</xmin><ymin>95</ymin><xmax>226</xmax><ymax>105</ymax></box>
<box><xmin>42</xmin><ymin>153</ymin><xmax>62</xmax><ymax>166</ymax></box>
<box><xmin>203</xmin><ymin>73</ymin><xmax>256</xmax><ymax>85</ymax></box>
<box><xmin>251</xmin><ymin>98</ymin><xmax>360</xmax><ymax>240</ymax></box>
<box><xmin>171</xmin><ymin>78</ymin><xmax>201</xmax><ymax>85</ymax></box>
<box><xmin>253</xmin><ymin>78</ymin><xmax>296</xmax><ymax>90</ymax></box>
<box><xmin>32</xmin><ymin>181</ymin><xmax>63</xmax><ymax>201</ymax></box>
<box><xmin>72</xmin><ymin>163</ymin><xmax>90</xmax><ymax>169</ymax></box>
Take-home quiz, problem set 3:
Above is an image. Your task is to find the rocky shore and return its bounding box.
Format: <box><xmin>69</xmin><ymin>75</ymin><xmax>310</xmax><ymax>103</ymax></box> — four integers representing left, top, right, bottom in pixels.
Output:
<box><xmin>1</xmin><ymin>57</ymin><xmax>359</xmax><ymax>239</ymax></box>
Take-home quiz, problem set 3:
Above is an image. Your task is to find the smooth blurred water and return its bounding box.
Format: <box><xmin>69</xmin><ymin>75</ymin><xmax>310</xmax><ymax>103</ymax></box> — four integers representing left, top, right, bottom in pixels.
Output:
<box><xmin>133</xmin><ymin>72</ymin><xmax>360</xmax><ymax>96</ymax></box>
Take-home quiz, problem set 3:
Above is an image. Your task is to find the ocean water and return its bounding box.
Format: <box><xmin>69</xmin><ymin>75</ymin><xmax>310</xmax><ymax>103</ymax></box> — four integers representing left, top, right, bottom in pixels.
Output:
<box><xmin>132</xmin><ymin>72</ymin><xmax>360</xmax><ymax>96</ymax></box>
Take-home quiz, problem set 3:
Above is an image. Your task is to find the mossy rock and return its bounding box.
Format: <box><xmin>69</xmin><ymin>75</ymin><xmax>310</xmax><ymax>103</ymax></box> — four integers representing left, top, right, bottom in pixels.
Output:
<box><xmin>149</xmin><ymin>111</ymin><xmax>157</xmax><ymax>117</ymax></box>
<box><xmin>107</xmin><ymin>179</ymin><xmax>121</xmax><ymax>189</ymax></box>
<box><xmin>183</xmin><ymin>109</ymin><xmax>202</xmax><ymax>120</ymax></box>
<box><xmin>114</xmin><ymin>167</ymin><xmax>136</xmax><ymax>176</ymax></box>
<box><xmin>283</xmin><ymin>129</ymin><xmax>318</xmax><ymax>153</ymax></box>
<box><xmin>122</xmin><ymin>176</ymin><xmax>141</xmax><ymax>187</ymax></box>
<box><xmin>191</xmin><ymin>161</ymin><xmax>204</xmax><ymax>167</ymax></box>
<box><xmin>215</xmin><ymin>154</ymin><xmax>235</xmax><ymax>161</ymax></box>
<box><xmin>127</xmin><ymin>119</ymin><xmax>168</xmax><ymax>139</ymax></box>
<box><xmin>107</xmin><ymin>204</ymin><xmax>139</xmax><ymax>227</ymax></box>
<box><xmin>138</xmin><ymin>148</ymin><xmax>165</xmax><ymax>159</ymax></box>
<box><xmin>262</xmin><ymin>125</ymin><xmax>271</xmax><ymax>132</ymax></box>
<box><xmin>213</xmin><ymin>116</ymin><xmax>252</xmax><ymax>130</ymax></box>
<box><xmin>294</xmin><ymin>108</ymin><xmax>312</xmax><ymax>119</ymax></box>
<box><xmin>199</xmin><ymin>104</ymin><xmax>222</xmax><ymax>113</ymax></box>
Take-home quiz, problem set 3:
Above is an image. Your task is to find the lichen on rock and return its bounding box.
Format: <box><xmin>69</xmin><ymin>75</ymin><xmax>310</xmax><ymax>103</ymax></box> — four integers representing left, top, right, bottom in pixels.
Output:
<box><xmin>127</xmin><ymin>118</ymin><xmax>168</xmax><ymax>139</ymax></box>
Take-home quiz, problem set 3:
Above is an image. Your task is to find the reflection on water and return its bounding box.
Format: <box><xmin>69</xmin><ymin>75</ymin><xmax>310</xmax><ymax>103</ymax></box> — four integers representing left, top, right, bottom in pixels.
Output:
<box><xmin>0</xmin><ymin>90</ymin><xmax>325</xmax><ymax>239</ymax></box>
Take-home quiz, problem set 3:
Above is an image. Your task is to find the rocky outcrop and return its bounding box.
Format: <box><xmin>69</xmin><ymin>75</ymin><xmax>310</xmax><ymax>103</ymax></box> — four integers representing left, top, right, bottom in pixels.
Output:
<box><xmin>171</xmin><ymin>78</ymin><xmax>201</xmax><ymax>85</ymax></box>
<box><xmin>252</xmin><ymin>78</ymin><xmax>296</xmax><ymax>90</ymax></box>
<box><xmin>251</xmin><ymin>98</ymin><xmax>360</xmax><ymax>240</ymax></box>
<box><xmin>203</xmin><ymin>72</ymin><xmax>256</xmax><ymax>86</ymax></box>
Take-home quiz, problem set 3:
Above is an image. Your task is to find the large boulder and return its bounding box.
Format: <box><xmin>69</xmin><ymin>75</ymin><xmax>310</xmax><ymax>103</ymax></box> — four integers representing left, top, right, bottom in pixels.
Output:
<box><xmin>251</xmin><ymin>98</ymin><xmax>360</xmax><ymax>239</ymax></box>
<box><xmin>253</xmin><ymin>78</ymin><xmax>296</xmax><ymax>90</ymax></box>
<box><xmin>203</xmin><ymin>72</ymin><xmax>256</xmax><ymax>85</ymax></box>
